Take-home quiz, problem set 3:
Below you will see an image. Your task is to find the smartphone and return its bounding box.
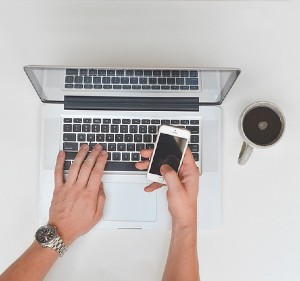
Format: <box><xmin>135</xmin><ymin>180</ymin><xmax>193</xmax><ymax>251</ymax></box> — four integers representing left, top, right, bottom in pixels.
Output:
<box><xmin>147</xmin><ymin>125</ymin><xmax>191</xmax><ymax>184</ymax></box>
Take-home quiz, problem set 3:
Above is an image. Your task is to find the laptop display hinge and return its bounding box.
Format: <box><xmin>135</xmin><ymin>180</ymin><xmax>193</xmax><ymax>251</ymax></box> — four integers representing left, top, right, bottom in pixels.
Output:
<box><xmin>64</xmin><ymin>96</ymin><xmax>199</xmax><ymax>111</ymax></box>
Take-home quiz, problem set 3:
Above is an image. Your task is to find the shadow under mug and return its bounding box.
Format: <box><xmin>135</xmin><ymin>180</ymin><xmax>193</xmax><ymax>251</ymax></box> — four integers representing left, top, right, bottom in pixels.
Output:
<box><xmin>238</xmin><ymin>101</ymin><xmax>285</xmax><ymax>165</ymax></box>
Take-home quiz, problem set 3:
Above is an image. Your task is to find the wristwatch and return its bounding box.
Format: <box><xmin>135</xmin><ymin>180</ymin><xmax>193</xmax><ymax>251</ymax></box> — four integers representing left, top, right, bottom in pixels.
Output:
<box><xmin>35</xmin><ymin>225</ymin><xmax>68</xmax><ymax>257</ymax></box>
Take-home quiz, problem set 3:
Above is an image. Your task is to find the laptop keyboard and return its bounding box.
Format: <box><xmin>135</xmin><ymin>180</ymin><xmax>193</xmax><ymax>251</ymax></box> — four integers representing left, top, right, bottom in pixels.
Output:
<box><xmin>64</xmin><ymin>68</ymin><xmax>199</xmax><ymax>91</ymax></box>
<box><xmin>62</xmin><ymin>117</ymin><xmax>200</xmax><ymax>171</ymax></box>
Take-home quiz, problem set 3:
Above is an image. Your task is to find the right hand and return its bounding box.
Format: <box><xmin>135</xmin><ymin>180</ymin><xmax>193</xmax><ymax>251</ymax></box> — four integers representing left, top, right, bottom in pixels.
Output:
<box><xmin>135</xmin><ymin>149</ymin><xmax>200</xmax><ymax>228</ymax></box>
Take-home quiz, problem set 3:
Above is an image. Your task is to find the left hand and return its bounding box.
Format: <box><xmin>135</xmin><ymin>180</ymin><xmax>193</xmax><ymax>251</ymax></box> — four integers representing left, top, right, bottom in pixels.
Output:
<box><xmin>48</xmin><ymin>144</ymin><xmax>108</xmax><ymax>245</ymax></box>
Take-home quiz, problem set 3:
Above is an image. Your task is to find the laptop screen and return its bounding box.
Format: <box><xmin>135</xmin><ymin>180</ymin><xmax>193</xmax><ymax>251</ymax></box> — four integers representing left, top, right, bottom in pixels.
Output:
<box><xmin>24</xmin><ymin>66</ymin><xmax>240</xmax><ymax>105</ymax></box>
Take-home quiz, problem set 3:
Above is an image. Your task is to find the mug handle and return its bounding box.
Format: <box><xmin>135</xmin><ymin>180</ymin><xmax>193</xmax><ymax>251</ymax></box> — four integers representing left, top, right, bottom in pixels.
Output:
<box><xmin>238</xmin><ymin>142</ymin><xmax>253</xmax><ymax>165</ymax></box>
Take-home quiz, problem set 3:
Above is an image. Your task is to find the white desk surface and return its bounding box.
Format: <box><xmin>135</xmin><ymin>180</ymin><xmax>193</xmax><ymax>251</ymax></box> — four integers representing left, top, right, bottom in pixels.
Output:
<box><xmin>1</xmin><ymin>1</ymin><xmax>300</xmax><ymax>281</ymax></box>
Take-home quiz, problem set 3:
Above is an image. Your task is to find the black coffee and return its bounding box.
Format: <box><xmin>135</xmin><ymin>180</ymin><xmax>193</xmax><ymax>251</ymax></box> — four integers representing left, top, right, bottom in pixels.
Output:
<box><xmin>242</xmin><ymin>106</ymin><xmax>283</xmax><ymax>146</ymax></box>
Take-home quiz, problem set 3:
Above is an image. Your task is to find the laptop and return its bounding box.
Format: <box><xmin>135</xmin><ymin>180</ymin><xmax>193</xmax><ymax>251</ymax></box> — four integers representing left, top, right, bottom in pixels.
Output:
<box><xmin>24</xmin><ymin>66</ymin><xmax>240</xmax><ymax>229</ymax></box>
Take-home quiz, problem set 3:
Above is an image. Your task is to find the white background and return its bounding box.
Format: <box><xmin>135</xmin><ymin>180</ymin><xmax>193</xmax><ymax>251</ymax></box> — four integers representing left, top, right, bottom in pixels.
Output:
<box><xmin>0</xmin><ymin>1</ymin><xmax>299</xmax><ymax>281</ymax></box>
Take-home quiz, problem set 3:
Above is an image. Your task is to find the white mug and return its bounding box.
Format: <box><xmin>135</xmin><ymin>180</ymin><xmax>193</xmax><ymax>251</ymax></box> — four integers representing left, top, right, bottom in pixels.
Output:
<box><xmin>238</xmin><ymin>101</ymin><xmax>285</xmax><ymax>165</ymax></box>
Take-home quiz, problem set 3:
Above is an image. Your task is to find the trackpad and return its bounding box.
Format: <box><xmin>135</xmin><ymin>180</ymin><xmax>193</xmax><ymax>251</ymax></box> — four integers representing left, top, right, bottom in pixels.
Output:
<box><xmin>103</xmin><ymin>181</ymin><xmax>157</xmax><ymax>222</ymax></box>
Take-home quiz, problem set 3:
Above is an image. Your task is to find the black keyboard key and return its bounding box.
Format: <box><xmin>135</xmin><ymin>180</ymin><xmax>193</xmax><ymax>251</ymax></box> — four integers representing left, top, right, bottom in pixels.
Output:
<box><xmin>131</xmin><ymin>153</ymin><xmax>140</xmax><ymax>161</ymax></box>
<box><xmin>161</xmin><ymin>86</ymin><xmax>170</xmax><ymax>90</ymax></box>
<box><xmin>122</xmin><ymin>85</ymin><xmax>131</xmax><ymax>89</ymax></box>
<box><xmin>186</xmin><ymin>126</ymin><xmax>199</xmax><ymax>134</ymax></box>
<box><xmin>148</xmin><ymin>126</ymin><xmax>157</xmax><ymax>133</ymax></box>
<box><xmin>176</xmin><ymin>78</ymin><xmax>184</xmax><ymax>85</ymax></box>
<box><xmin>111</xmin><ymin>77</ymin><xmax>120</xmax><ymax>84</ymax></box>
<box><xmin>115</xmin><ymin>134</ymin><xmax>124</xmax><ymax>142</ymax></box>
<box><xmin>107</xmin><ymin>70</ymin><xmax>115</xmax><ymax>76</ymax></box>
<box><xmin>120</xmin><ymin>125</ymin><xmax>128</xmax><ymax>133</ymax></box>
<box><xmin>83</xmin><ymin>118</ymin><xmax>92</xmax><ymax>123</ymax></box>
<box><xmin>136</xmin><ymin>143</ymin><xmax>145</xmax><ymax>151</ymax></box>
<box><xmin>96</xmin><ymin>134</ymin><xmax>104</xmax><ymax>142</ymax></box>
<box><xmin>135</xmin><ymin>70</ymin><xmax>143</xmax><ymax>76</ymax></box>
<box><xmin>63</xmin><ymin>161</ymin><xmax>72</xmax><ymax>171</ymax></box>
<box><xmin>127</xmin><ymin>143</ymin><xmax>135</xmax><ymax>151</ymax></box>
<box><xmin>121</xmin><ymin>77</ymin><xmax>130</xmax><ymax>84</ymax></box>
<box><xmin>146</xmin><ymin>144</ymin><xmax>154</xmax><ymax>149</ymax></box>
<box><xmin>181</xmin><ymin>70</ymin><xmax>189</xmax><ymax>77</ymax></box>
<box><xmin>65</xmin><ymin>84</ymin><xmax>74</xmax><ymax>89</ymax></box>
<box><xmin>158</xmin><ymin>78</ymin><xmax>166</xmax><ymax>84</ymax></box>
<box><xmin>151</xmin><ymin>120</ymin><xmax>160</xmax><ymax>124</ymax></box>
<box><xmin>106</xmin><ymin>134</ymin><xmax>114</xmax><ymax>142</ymax></box>
<box><xmin>99</xmin><ymin>143</ymin><xmax>107</xmax><ymax>150</ymax></box>
<box><xmin>162</xmin><ymin>70</ymin><xmax>171</xmax><ymax>77</ymax></box>
<box><xmin>129</xmin><ymin>125</ymin><xmax>138</xmax><ymax>133</ymax></box>
<box><xmin>73</xmin><ymin>124</ymin><xmax>81</xmax><ymax>132</ymax></box>
<box><xmin>167</xmin><ymin>78</ymin><xmax>175</xmax><ymax>85</ymax></box>
<box><xmin>192</xmin><ymin>153</ymin><xmax>199</xmax><ymax>161</ymax></box>
<box><xmin>143</xmin><ymin>134</ymin><xmax>152</xmax><ymax>142</ymax></box>
<box><xmin>66</xmin><ymin>69</ymin><xmax>78</xmax><ymax>75</ymax></box>
<box><xmin>65</xmin><ymin>76</ymin><xmax>74</xmax><ymax>83</ymax></box>
<box><xmin>65</xmin><ymin>152</ymin><xmax>77</xmax><ymax>160</ymax></box>
<box><xmin>190</xmin><ymin>86</ymin><xmax>199</xmax><ymax>90</ymax></box>
<box><xmin>142</xmin><ymin>119</ymin><xmax>150</xmax><ymax>124</ymax></box>
<box><xmin>124</xmin><ymin>134</ymin><xmax>133</xmax><ymax>142</ymax></box>
<box><xmin>132</xmin><ymin>85</ymin><xmax>141</xmax><ymax>90</ymax></box>
<box><xmin>84</xmin><ymin>84</ymin><xmax>93</xmax><ymax>89</ymax></box>
<box><xmin>87</xmin><ymin>134</ymin><xmax>95</xmax><ymax>142</ymax></box>
<box><xmin>93</xmin><ymin>118</ymin><xmax>101</xmax><ymax>123</ymax></box>
<box><xmin>102</xmin><ymin>77</ymin><xmax>110</xmax><ymax>84</ymax></box>
<box><xmin>191</xmin><ymin>135</ymin><xmax>199</xmax><ymax>143</ymax></box>
<box><xmin>142</xmin><ymin>85</ymin><xmax>151</xmax><ymax>90</ymax></box>
<box><xmin>122</xmin><ymin>119</ymin><xmax>131</xmax><ymax>124</ymax></box>
<box><xmin>77</xmin><ymin>134</ymin><xmax>86</xmax><ymax>142</ymax></box>
<box><xmin>103</xmin><ymin>119</ymin><xmax>111</xmax><ymax>124</ymax></box>
<box><xmin>117</xmin><ymin>143</ymin><xmax>126</xmax><ymax>151</ymax></box>
<box><xmin>63</xmin><ymin>124</ymin><xmax>72</xmax><ymax>132</ymax></box>
<box><xmin>180</xmin><ymin>120</ymin><xmax>189</xmax><ymax>125</ymax></box>
<box><xmin>139</xmin><ymin>78</ymin><xmax>147</xmax><ymax>84</ymax></box>
<box><xmin>73</xmin><ymin>118</ymin><xmax>82</xmax><ymax>123</ymax></box>
<box><xmin>112</xmin><ymin>119</ymin><xmax>121</xmax><ymax>124</ymax></box>
<box><xmin>63</xmin><ymin>133</ymin><xmax>76</xmax><ymax>141</ymax></box>
<box><xmin>161</xmin><ymin>120</ymin><xmax>170</xmax><ymax>125</ymax></box>
<box><xmin>63</xmin><ymin>142</ymin><xmax>78</xmax><ymax>151</ymax></box>
<box><xmin>80</xmin><ymin>69</ymin><xmax>88</xmax><ymax>76</ymax></box>
<box><xmin>134</xmin><ymin>134</ymin><xmax>142</xmax><ymax>142</ymax></box>
<box><xmin>132</xmin><ymin>119</ymin><xmax>140</xmax><ymax>124</ymax></box>
<box><xmin>82</xmin><ymin>124</ymin><xmax>91</xmax><ymax>132</ymax></box>
<box><xmin>180</xmin><ymin>86</ymin><xmax>189</xmax><ymax>90</ymax></box>
<box><xmin>171</xmin><ymin>120</ymin><xmax>179</xmax><ymax>125</ymax></box>
<box><xmin>89</xmin><ymin>69</ymin><xmax>98</xmax><ymax>76</ymax></box>
<box><xmin>101</xmin><ymin>124</ymin><xmax>109</xmax><ymax>133</ymax></box>
<box><xmin>149</xmin><ymin>78</ymin><xmax>157</xmax><ymax>84</ymax></box>
<box><xmin>116</xmin><ymin>70</ymin><xmax>124</xmax><ymax>76</ymax></box>
<box><xmin>89</xmin><ymin>143</ymin><xmax>97</xmax><ymax>151</ymax></box>
<box><xmin>190</xmin><ymin>71</ymin><xmax>198</xmax><ymax>77</ymax></box>
<box><xmin>151</xmin><ymin>85</ymin><xmax>160</xmax><ymax>90</ymax></box>
<box><xmin>139</xmin><ymin>125</ymin><xmax>147</xmax><ymax>133</ymax></box>
<box><xmin>171</xmin><ymin>86</ymin><xmax>180</xmax><ymax>90</ymax></box>
<box><xmin>94</xmin><ymin>85</ymin><xmax>102</xmax><ymax>89</ymax></box>
<box><xmin>107</xmin><ymin>152</ymin><xmax>112</xmax><ymax>161</ymax></box>
<box><xmin>171</xmin><ymin>70</ymin><xmax>180</xmax><ymax>77</ymax></box>
<box><xmin>108</xmin><ymin>143</ymin><xmax>116</xmax><ymax>151</ymax></box>
<box><xmin>110</xmin><ymin>125</ymin><xmax>119</xmax><ymax>133</ymax></box>
<box><xmin>186</xmin><ymin>78</ymin><xmax>198</xmax><ymax>85</ymax></box>
<box><xmin>75</xmin><ymin>84</ymin><xmax>83</xmax><ymax>89</ymax></box>
<box><xmin>75</xmin><ymin>76</ymin><xmax>83</xmax><ymax>83</ymax></box>
<box><xmin>64</xmin><ymin>118</ymin><xmax>72</xmax><ymax>123</ymax></box>
<box><xmin>125</xmin><ymin>70</ymin><xmax>134</xmax><ymax>76</ymax></box>
<box><xmin>92</xmin><ymin>124</ymin><xmax>100</xmax><ymax>132</ymax></box>
<box><xmin>98</xmin><ymin>69</ymin><xmax>106</xmax><ymax>76</ymax></box>
<box><xmin>144</xmin><ymin>70</ymin><xmax>152</xmax><ymax>76</ymax></box>
<box><xmin>113</xmin><ymin>85</ymin><xmax>122</xmax><ymax>89</ymax></box>
<box><xmin>122</xmin><ymin>153</ymin><xmax>130</xmax><ymax>161</ymax></box>
<box><xmin>188</xmin><ymin>144</ymin><xmax>199</xmax><ymax>152</ymax></box>
<box><xmin>84</xmin><ymin>76</ymin><xmax>92</xmax><ymax>83</ymax></box>
<box><xmin>112</xmin><ymin>152</ymin><xmax>121</xmax><ymax>161</ymax></box>
<box><xmin>103</xmin><ymin>85</ymin><xmax>112</xmax><ymax>89</ymax></box>
<box><xmin>130</xmin><ymin>77</ymin><xmax>138</xmax><ymax>84</ymax></box>
<box><xmin>153</xmin><ymin>70</ymin><xmax>161</xmax><ymax>77</ymax></box>
<box><xmin>190</xmin><ymin>120</ymin><xmax>199</xmax><ymax>125</ymax></box>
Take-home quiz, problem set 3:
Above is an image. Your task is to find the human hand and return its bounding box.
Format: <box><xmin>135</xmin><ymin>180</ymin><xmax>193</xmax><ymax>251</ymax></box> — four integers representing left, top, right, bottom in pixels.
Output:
<box><xmin>48</xmin><ymin>144</ymin><xmax>108</xmax><ymax>245</ymax></box>
<box><xmin>135</xmin><ymin>148</ymin><xmax>200</xmax><ymax>228</ymax></box>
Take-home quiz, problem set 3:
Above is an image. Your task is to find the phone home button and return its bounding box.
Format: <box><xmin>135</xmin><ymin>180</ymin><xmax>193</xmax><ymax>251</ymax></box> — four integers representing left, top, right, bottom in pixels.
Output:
<box><xmin>158</xmin><ymin>176</ymin><xmax>164</xmax><ymax>182</ymax></box>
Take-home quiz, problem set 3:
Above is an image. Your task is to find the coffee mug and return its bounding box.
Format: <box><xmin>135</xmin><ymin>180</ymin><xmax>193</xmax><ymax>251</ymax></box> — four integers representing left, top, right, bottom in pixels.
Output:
<box><xmin>238</xmin><ymin>101</ymin><xmax>285</xmax><ymax>165</ymax></box>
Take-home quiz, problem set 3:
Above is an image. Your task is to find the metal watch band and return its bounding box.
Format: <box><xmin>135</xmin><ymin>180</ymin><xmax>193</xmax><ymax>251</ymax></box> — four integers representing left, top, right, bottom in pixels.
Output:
<box><xmin>50</xmin><ymin>237</ymin><xmax>68</xmax><ymax>257</ymax></box>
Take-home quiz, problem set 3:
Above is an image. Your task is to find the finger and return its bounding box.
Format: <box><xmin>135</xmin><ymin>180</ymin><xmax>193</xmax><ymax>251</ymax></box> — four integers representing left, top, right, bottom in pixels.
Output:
<box><xmin>144</xmin><ymin>182</ymin><xmax>164</xmax><ymax>192</ymax></box>
<box><xmin>76</xmin><ymin>144</ymin><xmax>103</xmax><ymax>187</ymax></box>
<box><xmin>54</xmin><ymin>150</ymin><xmax>66</xmax><ymax>187</ymax></box>
<box><xmin>180</xmin><ymin>148</ymin><xmax>199</xmax><ymax>173</ymax></box>
<box><xmin>66</xmin><ymin>144</ymin><xmax>89</xmax><ymax>184</ymax></box>
<box><xmin>135</xmin><ymin>159</ymin><xmax>150</xmax><ymax>171</ymax></box>
<box><xmin>87</xmin><ymin>149</ymin><xmax>108</xmax><ymax>192</ymax></box>
<box><xmin>94</xmin><ymin>182</ymin><xmax>106</xmax><ymax>221</ymax></box>
<box><xmin>140</xmin><ymin>149</ymin><xmax>153</xmax><ymax>159</ymax></box>
<box><xmin>160</xmin><ymin>164</ymin><xmax>183</xmax><ymax>192</ymax></box>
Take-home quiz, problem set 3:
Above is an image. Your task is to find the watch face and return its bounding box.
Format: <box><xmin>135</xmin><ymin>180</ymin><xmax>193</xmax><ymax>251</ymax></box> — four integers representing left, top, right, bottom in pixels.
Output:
<box><xmin>35</xmin><ymin>225</ymin><xmax>57</xmax><ymax>244</ymax></box>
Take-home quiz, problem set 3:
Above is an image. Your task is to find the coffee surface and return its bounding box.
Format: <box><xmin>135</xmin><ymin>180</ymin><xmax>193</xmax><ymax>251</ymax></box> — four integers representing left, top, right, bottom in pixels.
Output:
<box><xmin>243</xmin><ymin>106</ymin><xmax>282</xmax><ymax>146</ymax></box>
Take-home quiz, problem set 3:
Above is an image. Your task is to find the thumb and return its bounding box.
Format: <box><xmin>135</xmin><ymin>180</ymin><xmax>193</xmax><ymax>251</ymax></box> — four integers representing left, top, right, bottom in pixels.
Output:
<box><xmin>160</xmin><ymin>164</ymin><xmax>182</xmax><ymax>192</ymax></box>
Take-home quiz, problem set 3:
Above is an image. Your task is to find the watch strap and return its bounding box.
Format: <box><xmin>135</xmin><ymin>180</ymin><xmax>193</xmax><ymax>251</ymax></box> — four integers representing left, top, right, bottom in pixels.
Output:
<box><xmin>50</xmin><ymin>236</ymin><xmax>68</xmax><ymax>257</ymax></box>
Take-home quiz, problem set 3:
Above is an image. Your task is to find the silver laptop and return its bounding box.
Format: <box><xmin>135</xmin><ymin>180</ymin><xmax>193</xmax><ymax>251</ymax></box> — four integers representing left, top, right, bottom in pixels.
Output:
<box><xmin>24</xmin><ymin>66</ymin><xmax>240</xmax><ymax>230</ymax></box>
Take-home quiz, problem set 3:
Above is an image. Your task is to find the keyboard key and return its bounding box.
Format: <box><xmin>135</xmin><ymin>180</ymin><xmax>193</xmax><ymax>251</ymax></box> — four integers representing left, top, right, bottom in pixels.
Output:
<box><xmin>80</xmin><ymin>69</ymin><xmax>88</xmax><ymax>76</ymax></box>
<box><xmin>186</xmin><ymin>78</ymin><xmax>198</xmax><ymax>85</ymax></box>
<box><xmin>124</xmin><ymin>134</ymin><xmax>133</xmax><ymax>142</ymax></box>
<box><xmin>92</xmin><ymin>124</ymin><xmax>100</xmax><ymax>132</ymax></box>
<box><xmin>102</xmin><ymin>77</ymin><xmax>110</xmax><ymax>84</ymax></box>
<box><xmin>125</xmin><ymin>70</ymin><xmax>134</xmax><ymax>76</ymax></box>
<box><xmin>65</xmin><ymin>76</ymin><xmax>74</xmax><ymax>83</ymax></box>
<box><xmin>132</xmin><ymin>85</ymin><xmax>141</xmax><ymax>90</ymax></box>
<box><xmin>84</xmin><ymin>84</ymin><xmax>93</xmax><ymax>89</ymax></box>
<box><xmin>107</xmin><ymin>70</ymin><xmax>115</xmax><ymax>76</ymax></box>
<box><xmin>113</xmin><ymin>85</ymin><xmax>122</xmax><ymax>89</ymax></box>
<box><xmin>93</xmin><ymin>77</ymin><xmax>101</xmax><ymax>84</ymax></box>
<box><xmin>93</xmin><ymin>118</ymin><xmax>101</xmax><ymax>123</ymax></box>
<box><xmin>110</xmin><ymin>125</ymin><xmax>119</xmax><ymax>133</ymax></box>
<box><xmin>161</xmin><ymin>120</ymin><xmax>170</xmax><ymax>125</ymax></box>
<box><xmin>151</xmin><ymin>85</ymin><xmax>160</xmax><ymax>90</ymax></box>
<box><xmin>191</xmin><ymin>135</ymin><xmax>199</xmax><ymax>143</ymax></box>
<box><xmin>63</xmin><ymin>142</ymin><xmax>78</xmax><ymax>151</ymax></box>
<box><xmin>108</xmin><ymin>143</ymin><xmax>116</xmax><ymax>151</ymax></box>
<box><xmin>176</xmin><ymin>78</ymin><xmax>184</xmax><ymax>85</ymax></box>
<box><xmin>153</xmin><ymin>70</ymin><xmax>161</xmax><ymax>77</ymax></box>
<box><xmin>115</xmin><ymin>134</ymin><xmax>124</xmax><ymax>142</ymax></box>
<box><xmin>190</xmin><ymin>86</ymin><xmax>199</xmax><ymax>90</ymax></box>
<box><xmin>103</xmin><ymin>119</ymin><xmax>111</xmax><ymax>124</ymax></box>
<box><xmin>171</xmin><ymin>86</ymin><xmax>180</xmax><ymax>90</ymax></box>
<box><xmin>112</xmin><ymin>152</ymin><xmax>121</xmax><ymax>160</ymax></box>
<box><xmin>139</xmin><ymin>78</ymin><xmax>147</xmax><ymax>84</ymax></box>
<box><xmin>89</xmin><ymin>143</ymin><xmax>97</xmax><ymax>150</ymax></box>
<box><xmin>192</xmin><ymin>153</ymin><xmax>199</xmax><ymax>161</ymax></box>
<box><xmin>89</xmin><ymin>69</ymin><xmax>97</xmax><ymax>76</ymax></box>
<box><xmin>180</xmin><ymin>86</ymin><xmax>189</xmax><ymax>90</ymax></box>
<box><xmin>186</xmin><ymin>126</ymin><xmax>199</xmax><ymax>134</ymax></box>
<box><xmin>144</xmin><ymin>70</ymin><xmax>152</xmax><ymax>76</ymax></box>
<box><xmin>161</xmin><ymin>86</ymin><xmax>170</xmax><ymax>90</ymax></box>
<box><xmin>188</xmin><ymin>144</ymin><xmax>199</xmax><ymax>152</ymax></box>
<box><xmin>142</xmin><ymin>119</ymin><xmax>150</xmax><ymax>124</ymax></box>
<box><xmin>117</xmin><ymin>143</ymin><xmax>126</xmax><ymax>151</ymax></box>
<box><xmin>112</xmin><ymin>119</ymin><xmax>121</xmax><ymax>124</ymax></box>
<box><xmin>142</xmin><ymin>85</ymin><xmax>151</xmax><ymax>90</ymax></box>
<box><xmin>171</xmin><ymin>120</ymin><xmax>179</xmax><ymax>125</ymax></box>
<box><xmin>66</xmin><ymin>69</ymin><xmax>78</xmax><ymax>75</ymax></box>
<box><xmin>116</xmin><ymin>70</ymin><xmax>124</xmax><ymax>76</ymax></box>
<box><xmin>139</xmin><ymin>125</ymin><xmax>147</xmax><ymax>133</ymax></box>
<box><xmin>63</xmin><ymin>124</ymin><xmax>72</xmax><ymax>132</ymax></box>
<box><xmin>190</xmin><ymin>120</ymin><xmax>199</xmax><ymax>125</ymax></box>
<box><xmin>122</xmin><ymin>153</ymin><xmax>130</xmax><ymax>161</ymax></box>
<box><xmin>63</xmin><ymin>133</ymin><xmax>76</xmax><ymax>141</ymax></box>
<box><xmin>83</xmin><ymin>118</ymin><xmax>92</xmax><ymax>123</ymax></box>
<box><xmin>130</xmin><ymin>77</ymin><xmax>138</xmax><ymax>84</ymax></box>
<box><xmin>135</xmin><ymin>70</ymin><xmax>143</xmax><ymax>76</ymax></box>
<box><xmin>87</xmin><ymin>134</ymin><xmax>95</xmax><ymax>142</ymax></box>
<box><xmin>181</xmin><ymin>70</ymin><xmax>189</xmax><ymax>77</ymax></box>
<box><xmin>120</xmin><ymin>125</ymin><xmax>128</xmax><ymax>133</ymax></box>
<box><xmin>151</xmin><ymin>120</ymin><xmax>160</xmax><ymax>124</ymax></box>
<box><xmin>94</xmin><ymin>85</ymin><xmax>103</xmax><ymax>89</ymax></box>
<box><xmin>84</xmin><ymin>76</ymin><xmax>92</xmax><ymax>83</ymax></box>
<box><xmin>190</xmin><ymin>71</ymin><xmax>198</xmax><ymax>77</ymax></box>
<box><xmin>74</xmin><ymin>118</ymin><xmax>82</xmax><ymax>123</ymax></box>
<box><xmin>127</xmin><ymin>143</ymin><xmax>135</xmax><ymax>151</ymax></box>
<box><xmin>122</xmin><ymin>119</ymin><xmax>131</xmax><ymax>124</ymax></box>
<box><xmin>106</xmin><ymin>134</ymin><xmax>114</xmax><ymax>142</ymax></box>
<box><xmin>64</xmin><ymin>118</ymin><xmax>72</xmax><ymax>123</ymax></box>
<box><xmin>104</xmin><ymin>161</ymin><xmax>137</xmax><ymax>171</ymax></box>
<box><xmin>136</xmin><ymin>143</ymin><xmax>145</xmax><ymax>151</ymax></box>
<box><xmin>65</xmin><ymin>152</ymin><xmax>77</xmax><ymax>160</ymax></box>
<box><xmin>149</xmin><ymin>78</ymin><xmax>157</xmax><ymax>84</ymax></box>
<box><xmin>131</xmin><ymin>153</ymin><xmax>140</xmax><ymax>161</ymax></box>
<box><xmin>158</xmin><ymin>78</ymin><xmax>166</xmax><ymax>84</ymax></box>
<box><xmin>180</xmin><ymin>120</ymin><xmax>189</xmax><ymax>125</ymax></box>
<box><xmin>121</xmin><ymin>77</ymin><xmax>130</xmax><ymax>84</ymax></box>
<box><xmin>134</xmin><ymin>134</ymin><xmax>142</xmax><ymax>142</ymax></box>
<box><xmin>162</xmin><ymin>70</ymin><xmax>171</xmax><ymax>77</ymax></box>
<box><xmin>132</xmin><ymin>119</ymin><xmax>140</xmax><ymax>124</ymax></box>
<box><xmin>75</xmin><ymin>84</ymin><xmax>83</xmax><ymax>89</ymax></box>
<box><xmin>167</xmin><ymin>78</ymin><xmax>175</xmax><ymax>85</ymax></box>
<box><xmin>63</xmin><ymin>161</ymin><xmax>72</xmax><ymax>171</ymax></box>
<box><xmin>129</xmin><ymin>125</ymin><xmax>138</xmax><ymax>133</ymax></box>
<box><xmin>146</xmin><ymin>144</ymin><xmax>154</xmax><ymax>149</ymax></box>
<box><xmin>122</xmin><ymin>85</ymin><xmax>131</xmax><ymax>90</ymax></box>
<box><xmin>96</xmin><ymin>134</ymin><xmax>104</xmax><ymax>142</ymax></box>
<box><xmin>143</xmin><ymin>134</ymin><xmax>152</xmax><ymax>142</ymax></box>
<box><xmin>111</xmin><ymin>77</ymin><xmax>120</xmax><ymax>84</ymax></box>
<box><xmin>101</xmin><ymin>125</ymin><xmax>109</xmax><ymax>133</ymax></box>
<box><xmin>148</xmin><ymin>126</ymin><xmax>157</xmax><ymax>133</ymax></box>
<box><xmin>65</xmin><ymin>84</ymin><xmax>74</xmax><ymax>88</ymax></box>
<box><xmin>82</xmin><ymin>124</ymin><xmax>91</xmax><ymax>132</ymax></box>
<box><xmin>77</xmin><ymin>134</ymin><xmax>86</xmax><ymax>142</ymax></box>
<box><xmin>73</xmin><ymin>124</ymin><xmax>81</xmax><ymax>132</ymax></box>
<box><xmin>98</xmin><ymin>69</ymin><xmax>106</xmax><ymax>76</ymax></box>
<box><xmin>171</xmin><ymin>70</ymin><xmax>180</xmax><ymax>77</ymax></box>
<box><xmin>103</xmin><ymin>85</ymin><xmax>112</xmax><ymax>89</ymax></box>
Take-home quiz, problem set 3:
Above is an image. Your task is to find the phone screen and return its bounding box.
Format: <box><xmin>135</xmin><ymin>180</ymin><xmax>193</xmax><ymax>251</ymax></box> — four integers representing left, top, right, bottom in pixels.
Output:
<box><xmin>149</xmin><ymin>133</ymin><xmax>188</xmax><ymax>176</ymax></box>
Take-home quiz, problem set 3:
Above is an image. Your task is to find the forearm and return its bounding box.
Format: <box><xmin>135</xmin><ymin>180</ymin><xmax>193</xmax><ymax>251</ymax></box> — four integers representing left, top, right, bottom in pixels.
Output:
<box><xmin>0</xmin><ymin>241</ymin><xmax>59</xmax><ymax>281</ymax></box>
<box><xmin>162</xmin><ymin>223</ymin><xmax>199</xmax><ymax>281</ymax></box>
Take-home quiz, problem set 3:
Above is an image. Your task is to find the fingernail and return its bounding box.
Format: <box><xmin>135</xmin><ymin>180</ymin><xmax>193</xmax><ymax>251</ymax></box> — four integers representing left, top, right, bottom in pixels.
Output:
<box><xmin>160</xmin><ymin>164</ymin><xmax>167</xmax><ymax>172</ymax></box>
<box><xmin>95</xmin><ymin>143</ymin><xmax>101</xmax><ymax>150</ymax></box>
<box><xmin>100</xmin><ymin>150</ymin><xmax>107</xmax><ymax>155</ymax></box>
<box><xmin>81</xmin><ymin>144</ymin><xmax>88</xmax><ymax>150</ymax></box>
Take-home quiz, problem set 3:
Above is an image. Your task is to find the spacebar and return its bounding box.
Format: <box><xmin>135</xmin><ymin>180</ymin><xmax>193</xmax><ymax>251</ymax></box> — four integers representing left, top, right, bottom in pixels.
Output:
<box><xmin>104</xmin><ymin>161</ymin><xmax>137</xmax><ymax>171</ymax></box>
